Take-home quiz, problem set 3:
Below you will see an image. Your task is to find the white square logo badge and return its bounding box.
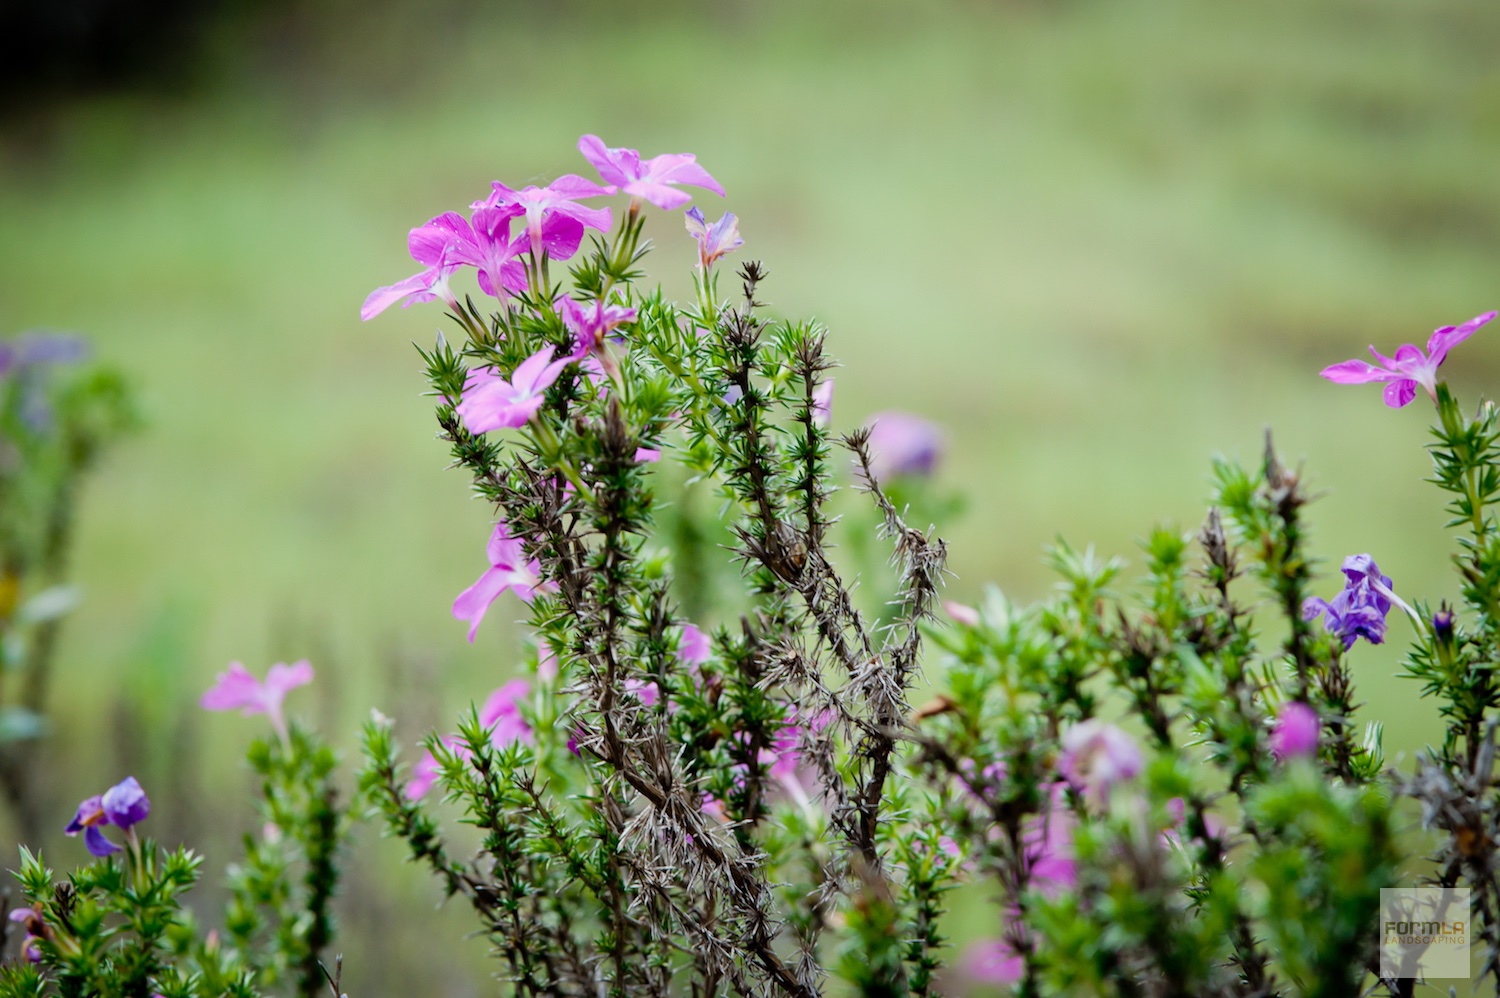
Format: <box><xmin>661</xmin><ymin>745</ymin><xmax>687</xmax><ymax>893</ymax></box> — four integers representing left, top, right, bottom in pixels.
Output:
<box><xmin>1380</xmin><ymin>887</ymin><xmax>1472</xmax><ymax>980</ymax></box>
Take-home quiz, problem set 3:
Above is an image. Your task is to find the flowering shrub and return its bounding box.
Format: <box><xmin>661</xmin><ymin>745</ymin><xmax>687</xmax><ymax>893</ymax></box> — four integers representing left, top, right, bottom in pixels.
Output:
<box><xmin>7</xmin><ymin>138</ymin><xmax>1500</xmax><ymax>997</ymax></box>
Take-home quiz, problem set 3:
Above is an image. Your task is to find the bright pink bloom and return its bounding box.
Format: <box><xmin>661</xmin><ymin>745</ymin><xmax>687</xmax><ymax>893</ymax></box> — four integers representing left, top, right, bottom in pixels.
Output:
<box><xmin>201</xmin><ymin>660</ymin><xmax>314</xmax><ymax>744</ymax></box>
<box><xmin>578</xmin><ymin>135</ymin><xmax>724</xmax><ymax>211</ymax></box>
<box><xmin>404</xmin><ymin>735</ymin><xmax>467</xmax><ymax>801</ymax></box>
<box><xmin>963</xmin><ymin>938</ymin><xmax>1024</xmax><ymax>986</ymax></box>
<box><xmin>684</xmin><ymin>207</ymin><xmax>743</xmax><ymax>270</ymax></box>
<box><xmin>452</xmin><ymin>522</ymin><xmax>551</xmax><ymax>641</ymax></box>
<box><xmin>1026</xmin><ymin>784</ymin><xmax>1077</xmax><ymax>891</ymax></box>
<box><xmin>864</xmin><ymin>411</ymin><xmax>944</xmax><ymax>479</ymax></box>
<box><xmin>811</xmin><ymin>379</ymin><xmax>833</xmax><ymax>428</ymax></box>
<box><xmin>457</xmin><ymin>345</ymin><xmax>574</xmax><ymax>433</ymax></box>
<box><xmin>1320</xmin><ymin>311</ymin><xmax>1496</xmax><ymax>407</ymax></box>
<box><xmin>1271</xmin><ymin>702</ymin><xmax>1320</xmax><ymax>761</ymax></box>
<box><xmin>1059</xmin><ymin>720</ymin><xmax>1143</xmax><ymax>801</ymax></box>
<box><xmin>476</xmin><ymin>176</ymin><xmax>615</xmax><ymax>262</ymax></box>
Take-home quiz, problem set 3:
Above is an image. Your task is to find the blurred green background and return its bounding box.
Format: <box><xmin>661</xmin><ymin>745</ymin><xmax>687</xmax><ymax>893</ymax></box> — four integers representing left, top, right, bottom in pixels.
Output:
<box><xmin>2</xmin><ymin>0</ymin><xmax>1499</xmax><ymax>990</ymax></box>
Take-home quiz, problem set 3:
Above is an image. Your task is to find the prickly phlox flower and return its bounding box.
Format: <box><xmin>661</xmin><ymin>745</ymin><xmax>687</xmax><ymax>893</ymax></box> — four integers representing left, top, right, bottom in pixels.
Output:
<box><xmin>9</xmin><ymin>906</ymin><xmax>45</xmax><ymax>963</ymax></box>
<box><xmin>811</xmin><ymin>379</ymin><xmax>834</xmax><ymax>429</ymax></box>
<box><xmin>456</xmin><ymin>345</ymin><xmax>574</xmax><ymax>434</ymax></box>
<box><xmin>1319</xmin><ymin>311</ymin><xmax>1496</xmax><ymax>407</ymax></box>
<box><xmin>684</xmin><ymin>206</ymin><xmax>743</xmax><ymax>270</ymax></box>
<box><xmin>201</xmin><ymin>659</ymin><xmax>314</xmax><ymax>746</ymax></box>
<box><xmin>1058</xmin><ymin>720</ymin><xmax>1142</xmax><ymax>803</ymax></box>
<box><xmin>1271</xmin><ymin>702</ymin><xmax>1320</xmax><ymax>761</ymax></box>
<box><xmin>1302</xmin><ymin>553</ymin><xmax>1410</xmax><ymax>649</ymax></box>
<box><xmin>578</xmin><ymin>134</ymin><xmax>725</xmax><ymax>211</ymax></box>
<box><xmin>452</xmin><ymin>521</ymin><xmax>551</xmax><ymax>642</ymax></box>
<box><xmin>475</xmin><ymin>176</ymin><xmax>615</xmax><ymax>262</ymax></box>
<box><xmin>404</xmin><ymin>680</ymin><xmax>534</xmax><ymax>799</ymax></box>
<box><xmin>65</xmin><ymin>776</ymin><xmax>150</xmax><ymax>857</ymax></box>
<box><xmin>863</xmin><ymin>411</ymin><xmax>944</xmax><ymax>479</ymax></box>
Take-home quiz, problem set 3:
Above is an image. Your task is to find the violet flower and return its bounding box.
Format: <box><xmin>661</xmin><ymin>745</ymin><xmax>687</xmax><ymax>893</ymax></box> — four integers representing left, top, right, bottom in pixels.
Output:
<box><xmin>456</xmin><ymin>345</ymin><xmax>574</xmax><ymax>434</ymax></box>
<box><xmin>476</xmin><ymin>175</ymin><xmax>615</xmax><ymax>262</ymax></box>
<box><xmin>684</xmin><ymin>207</ymin><xmax>743</xmax><ymax>270</ymax></box>
<box><xmin>1319</xmin><ymin>311</ymin><xmax>1496</xmax><ymax>407</ymax></box>
<box><xmin>863</xmin><ymin>411</ymin><xmax>944</xmax><ymax>479</ymax></box>
<box><xmin>1302</xmin><ymin>553</ymin><xmax>1410</xmax><ymax>649</ymax></box>
<box><xmin>65</xmin><ymin>776</ymin><xmax>150</xmax><ymax>857</ymax></box>
<box><xmin>578</xmin><ymin>135</ymin><xmax>725</xmax><ymax>211</ymax></box>
<box><xmin>1271</xmin><ymin>702</ymin><xmax>1321</xmax><ymax>761</ymax></box>
<box><xmin>1058</xmin><ymin>719</ymin><xmax>1142</xmax><ymax>802</ymax></box>
<box><xmin>452</xmin><ymin>521</ymin><xmax>551</xmax><ymax>641</ymax></box>
<box><xmin>201</xmin><ymin>659</ymin><xmax>314</xmax><ymax>746</ymax></box>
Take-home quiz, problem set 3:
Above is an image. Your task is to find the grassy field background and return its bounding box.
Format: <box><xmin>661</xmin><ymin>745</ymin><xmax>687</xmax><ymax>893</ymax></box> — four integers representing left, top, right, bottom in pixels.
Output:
<box><xmin>2</xmin><ymin>0</ymin><xmax>1499</xmax><ymax>990</ymax></box>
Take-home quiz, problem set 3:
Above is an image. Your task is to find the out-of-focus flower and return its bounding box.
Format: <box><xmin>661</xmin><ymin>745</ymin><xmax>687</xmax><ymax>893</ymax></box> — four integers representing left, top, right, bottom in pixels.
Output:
<box><xmin>1058</xmin><ymin>720</ymin><xmax>1142</xmax><ymax>802</ymax></box>
<box><xmin>1271</xmin><ymin>702</ymin><xmax>1320</xmax><ymax>761</ymax></box>
<box><xmin>457</xmin><ymin>345</ymin><xmax>574</xmax><ymax>434</ymax></box>
<box><xmin>453</xmin><ymin>521</ymin><xmax>551</xmax><ymax>642</ymax></box>
<box><xmin>863</xmin><ymin>411</ymin><xmax>944</xmax><ymax>479</ymax></box>
<box><xmin>201</xmin><ymin>660</ymin><xmax>314</xmax><ymax>745</ymax></box>
<box><xmin>476</xmin><ymin>176</ymin><xmax>614</xmax><ymax>262</ymax></box>
<box><xmin>811</xmin><ymin>379</ymin><xmax>834</xmax><ymax>428</ymax></box>
<box><xmin>65</xmin><ymin>777</ymin><xmax>150</xmax><ymax>857</ymax></box>
<box><xmin>1026</xmin><ymin>784</ymin><xmax>1077</xmax><ymax>891</ymax></box>
<box><xmin>962</xmin><ymin>937</ymin><xmax>1024</xmax><ymax>986</ymax></box>
<box><xmin>1302</xmin><ymin>553</ymin><xmax>1403</xmax><ymax>649</ymax></box>
<box><xmin>684</xmin><ymin>206</ymin><xmax>743</xmax><ymax>270</ymax></box>
<box><xmin>578</xmin><ymin>135</ymin><xmax>724</xmax><ymax>211</ymax></box>
<box><xmin>537</xmin><ymin>641</ymin><xmax>559</xmax><ymax>682</ymax></box>
<box><xmin>1319</xmin><ymin>311</ymin><xmax>1495</xmax><ymax>407</ymax></box>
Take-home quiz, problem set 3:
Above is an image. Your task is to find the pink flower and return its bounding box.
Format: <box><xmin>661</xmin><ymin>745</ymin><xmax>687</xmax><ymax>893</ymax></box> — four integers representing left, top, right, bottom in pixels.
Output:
<box><xmin>201</xmin><ymin>660</ymin><xmax>314</xmax><ymax>745</ymax></box>
<box><xmin>456</xmin><ymin>345</ymin><xmax>574</xmax><ymax>433</ymax></box>
<box><xmin>1058</xmin><ymin>720</ymin><xmax>1142</xmax><ymax>802</ymax></box>
<box><xmin>864</xmin><ymin>411</ymin><xmax>944</xmax><ymax>479</ymax></box>
<box><xmin>1320</xmin><ymin>311</ymin><xmax>1496</xmax><ymax>407</ymax></box>
<box><xmin>684</xmin><ymin>207</ymin><xmax>743</xmax><ymax>270</ymax></box>
<box><xmin>578</xmin><ymin>134</ymin><xmax>724</xmax><ymax>211</ymax></box>
<box><xmin>537</xmin><ymin>641</ymin><xmax>559</xmax><ymax>682</ymax></box>
<box><xmin>475</xmin><ymin>176</ymin><xmax>615</xmax><ymax>262</ymax></box>
<box><xmin>452</xmin><ymin>521</ymin><xmax>551</xmax><ymax>642</ymax></box>
<box><xmin>1271</xmin><ymin>702</ymin><xmax>1320</xmax><ymax>761</ymax></box>
<box><xmin>962</xmin><ymin>938</ymin><xmax>1024</xmax><ymax>986</ymax></box>
<box><xmin>811</xmin><ymin>379</ymin><xmax>834</xmax><ymax>428</ymax></box>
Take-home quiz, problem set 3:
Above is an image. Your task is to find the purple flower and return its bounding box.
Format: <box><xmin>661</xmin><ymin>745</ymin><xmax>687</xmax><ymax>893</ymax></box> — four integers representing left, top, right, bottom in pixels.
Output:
<box><xmin>1271</xmin><ymin>702</ymin><xmax>1320</xmax><ymax>761</ymax></box>
<box><xmin>863</xmin><ymin>411</ymin><xmax>944</xmax><ymax>479</ymax></box>
<box><xmin>1320</xmin><ymin>311</ymin><xmax>1496</xmax><ymax>407</ymax></box>
<box><xmin>452</xmin><ymin>521</ymin><xmax>551</xmax><ymax>641</ymax></box>
<box><xmin>1059</xmin><ymin>720</ymin><xmax>1142</xmax><ymax>802</ymax></box>
<box><xmin>475</xmin><ymin>176</ymin><xmax>615</xmax><ymax>262</ymax></box>
<box><xmin>1302</xmin><ymin>553</ymin><xmax>1401</xmax><ymax>649</ymax></box>
<box><xmin>684</xmin><ymin>207</ymin><xmax>743</xmax><ymax>270</ymax></box>
<box><xmin>201</xmin><ymin>660</ymin><xmax>314</xmax><ymax>746</ymax></box>
<box><xmin>811</xmin><ymin>379</ymin><xmax>833</xmax><ymax>429</ymax></box>
<box><xmin>456</xmin><ymin>345</ymin><xmax>574</xmax><ymax>434</ymax></box>
<box><xmin>65</xmin><ymin>776</ymin><xmax>150</xmax><ymax>857</ymax></box>
<box><xmin>578</xmin><ymin>135</ymin><xmax>725</xmax><ymax>211</ymax></box>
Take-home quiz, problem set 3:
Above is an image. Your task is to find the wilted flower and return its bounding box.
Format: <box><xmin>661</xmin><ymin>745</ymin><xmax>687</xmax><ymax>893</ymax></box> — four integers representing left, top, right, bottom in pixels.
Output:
<box><xmin>201</xmin><ymin>659</ymin><xmax>314</xmax><ymax>746</ymax></box>
<box><xmin>863</xmin><ymin>411</ymin><xmax>944</xmax><ymax>479</ymax></box>
<box><xmin>453</xmin><ymin>521</ymin><xmax>551</xmax><ymax>641</ymax></box>
<box><xmin>684</xmin><ymin>206</ymin><xmax>743</xmax><ymax>270</ymax></box>
<box><xmin>456</xmin><ymin>345</ymin><xmax>574</xmax><ymax>433</ymax></box>
<box><xmin>578</xmin><ymin>134</ymin><xmax>724</xmax><ymax>211</ymax></box>
<box><xmin>65</xmin><ymin>776</ymin><xmax>150</xmax><ymax>857</ymax></box>
<box><xmin>1319</xmin><ymin>311</ymin><xmax>1495</xmax><ymax>407</ymax></box>
<box><xmin>1302</xmin><ymin>553</ymin><xmax>1403</xmax><ymax>649</ymax></box>
<box><xmin>1059</xmin><ymin>720</ymin><xmax>1142</xmax><ymax>802</ymax></box>
<box><xmin>476</xmin><ymin>176</ymin><xmax>614</xmax><ymax>261</ymax></box>
<box><xmin>1271</xmin><ymin>702</ymin><xmax>1320</xmax><ymax>761</ymax></box>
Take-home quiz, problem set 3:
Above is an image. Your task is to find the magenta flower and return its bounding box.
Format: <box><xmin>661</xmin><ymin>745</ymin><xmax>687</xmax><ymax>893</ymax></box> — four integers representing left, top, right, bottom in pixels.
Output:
<box><xmin>201</xmin><ymin>660</ymin><xmax>314</xmax><ymax>745</ymax></box>
<box><xmin>863</xmin><ymin>411</ymin><xmax>944</xmax><ymax>479</ymax></box>
<box><xmin>456</xmin><ymin>345</ymin><xmax>574</xmax><ymax>434</ymax></box>
<box><xmin>578</xmin><ymin>135</ymin><xmax>724</xmax><ymax>211</ymax></box>
<box><xmin>1302</xmin><ymin>553</ymin><xmax>1402</xmax><ymax>649</ymax></box>
<box><xmin>65</xmin><ymin>777</ymin><xmax>150</xmax><ymax>857</ymax></box>
<box><xmin>476</xmin><ymin>176</ymin><xmax>615</xmax><ymax>262</ymax></box>
<box><xmin>684</xmin><ymin>207</ymin><xmax>743</xmax><ymax>270</ymax></box>
<box><xmin>962</xmin><ymin>937</ymin><xmax>1024</xmax><ymax>986</ymax></box>
<box><xmin>811</xmin><ymin>379</ymin><xmax>834</xmax><ymax>429</ymax></box>
<box><xmin>453</xmin><ymin>521</ymin><xmax>550</xmax><ymax>641</ymax></box>
<box><xmin>1320</xmin><ymin>311</ymin><xmax>1496</xmax><ymax>407</ymax></box>
<box><xmin>1271</xmin><ymin>702</ymin><xmax>1321</xmax><ymax>761</ymax></box>
<box><xmin>1059</xmin><ymin>720</ymin><xmax>1143</xmax><ymax>802</ymax></box>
